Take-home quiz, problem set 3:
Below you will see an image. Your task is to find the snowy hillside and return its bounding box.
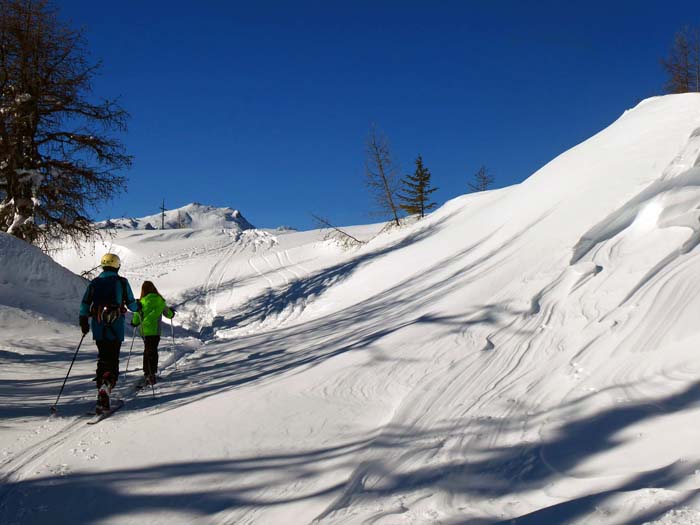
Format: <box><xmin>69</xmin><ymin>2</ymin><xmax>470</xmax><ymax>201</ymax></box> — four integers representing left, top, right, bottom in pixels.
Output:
<box><xmin>4</xmin><ymin>94</ymin><xmax>700</xmax><ymax>524</ymax></box>
<box><xmin>99</xmin><ymin>202</ymin><xmax>254</xmax><ymax>231</ymax></box>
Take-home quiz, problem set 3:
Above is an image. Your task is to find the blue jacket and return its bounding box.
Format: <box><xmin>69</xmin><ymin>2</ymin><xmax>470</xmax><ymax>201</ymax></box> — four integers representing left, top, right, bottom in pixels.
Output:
<box><xmin>80</xmin><ymin>270</ymin><xmax>138</xmax><ymax>342</ymax></box>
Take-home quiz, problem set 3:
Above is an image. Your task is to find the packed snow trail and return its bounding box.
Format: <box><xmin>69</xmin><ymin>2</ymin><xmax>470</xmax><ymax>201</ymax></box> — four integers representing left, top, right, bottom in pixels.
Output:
<box><xmin>5</xmin><ymin>95</ymin><xmax>700</xmax><ymax>524</ymax></box>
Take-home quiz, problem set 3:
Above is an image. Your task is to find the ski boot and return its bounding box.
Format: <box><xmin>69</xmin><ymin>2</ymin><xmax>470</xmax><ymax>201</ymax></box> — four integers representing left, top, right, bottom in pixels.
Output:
<box><xmin>96</xmin><ymin>371</ymin><xmax>116</xmax><ymax>414</ymax></box>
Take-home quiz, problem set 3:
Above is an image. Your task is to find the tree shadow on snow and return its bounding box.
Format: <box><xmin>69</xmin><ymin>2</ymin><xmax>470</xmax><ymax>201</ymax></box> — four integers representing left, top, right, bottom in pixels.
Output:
<box><xmin>0</xmin><ymin>425</ymin><xmax>448</xmax><ymax>524</ymax></box>
<box><xmin>336</xmin><ymin>380</ymin><xmax>700</xmax><ymax>525</ymax></box>
<box><xmin>3</xmin><ymin>383</ymin><xmax>700</xmax><ymax>525</ymax></box>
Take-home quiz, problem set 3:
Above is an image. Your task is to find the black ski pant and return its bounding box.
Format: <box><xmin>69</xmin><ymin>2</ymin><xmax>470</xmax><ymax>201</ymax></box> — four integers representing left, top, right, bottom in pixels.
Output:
<box><xmin>96</xmin><ymin>340</ymin><xmax>121</xmax><ymax>389</ymax></box>
<box><xmin>143</xmin><ymin>335</ymin><xmax>160</xmax><ymax>377</ymax></box>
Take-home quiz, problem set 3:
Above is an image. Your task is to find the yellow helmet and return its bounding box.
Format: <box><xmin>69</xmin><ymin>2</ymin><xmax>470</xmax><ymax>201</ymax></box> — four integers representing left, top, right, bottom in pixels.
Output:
<box><xmin>100</xmin><ymin>253</ymin><xmax>121</xmax><ymax>270</ymax></box>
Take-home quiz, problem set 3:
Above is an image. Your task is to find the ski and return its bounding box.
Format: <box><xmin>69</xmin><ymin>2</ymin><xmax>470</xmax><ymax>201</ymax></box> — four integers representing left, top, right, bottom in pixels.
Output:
<box><xmin>87</xmin><ymin>399</ymin><xmax>124</xmax><ymax>425</ymax></box>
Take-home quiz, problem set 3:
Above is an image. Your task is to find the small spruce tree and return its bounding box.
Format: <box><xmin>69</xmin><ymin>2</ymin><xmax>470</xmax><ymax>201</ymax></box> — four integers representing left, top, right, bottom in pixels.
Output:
<box><xmin>398</xmin><ymin>155</ymin><xmax>438</xmax><ymax>218</ymax></box>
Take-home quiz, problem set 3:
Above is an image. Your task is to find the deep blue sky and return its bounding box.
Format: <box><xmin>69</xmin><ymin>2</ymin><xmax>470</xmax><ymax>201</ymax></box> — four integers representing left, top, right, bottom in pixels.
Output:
<box><xmin>59</xmin><ymin>0</ymin><xmax>698</xmax><ymax>230</ymax></box>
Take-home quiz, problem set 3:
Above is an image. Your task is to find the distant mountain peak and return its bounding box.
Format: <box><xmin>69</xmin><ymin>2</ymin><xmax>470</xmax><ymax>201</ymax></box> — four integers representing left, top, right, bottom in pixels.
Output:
<box><xmin>99</xmin><ymin>203</ymin><xmax>255</xmax><ymax>231</ymax></box>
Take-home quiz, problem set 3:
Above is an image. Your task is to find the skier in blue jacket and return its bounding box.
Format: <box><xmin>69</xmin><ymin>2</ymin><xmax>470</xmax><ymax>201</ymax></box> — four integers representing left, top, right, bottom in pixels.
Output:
<box><xmin>79</xmin><ymin>253</ymin><xmax>139</xmax><ymax>413</ymax></box>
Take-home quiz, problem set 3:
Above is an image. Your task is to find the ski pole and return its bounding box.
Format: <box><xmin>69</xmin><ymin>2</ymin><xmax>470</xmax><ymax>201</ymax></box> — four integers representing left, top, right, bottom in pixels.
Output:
<box><xmin>50</xmin><ymin>333</ymin><xmax>86</xmax><ymax>414</ymax></box>
<box><xmin>124</xmin><ymin>326</ymin><xmax>136</xmax><ymax>382</ymax></box>
<box><xmin>170</xmin><ymin>318</ymin><xmax>175</xmax><ymax>352</ymax></box>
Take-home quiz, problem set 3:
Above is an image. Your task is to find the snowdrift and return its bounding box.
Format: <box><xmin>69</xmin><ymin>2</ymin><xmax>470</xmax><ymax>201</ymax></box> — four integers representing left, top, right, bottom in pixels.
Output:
<box><xmin>0</xmin><ymin>232</ymin><xmax>85</xmax><ymax>324</ymax></box>
<box><xmin>4</xmin><ymin>94</ymin><xmax>700</xmax><ymax>525</ymax></box>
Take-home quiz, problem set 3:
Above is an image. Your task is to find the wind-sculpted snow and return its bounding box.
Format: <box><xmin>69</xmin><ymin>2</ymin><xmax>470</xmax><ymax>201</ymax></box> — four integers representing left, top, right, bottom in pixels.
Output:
<box><xmin>6</xmin><ymin>95</ymin><xmax>700</xmax><ymax>524</ymax></box>
<box><xmin>571</xmin><ymin>127</ymin><xmax>700</xmax><ymax>266</ymax></box>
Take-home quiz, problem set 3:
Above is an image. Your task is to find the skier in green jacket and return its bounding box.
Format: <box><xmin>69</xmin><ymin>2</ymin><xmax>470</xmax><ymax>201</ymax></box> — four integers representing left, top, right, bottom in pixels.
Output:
<box><xmin>131</xmin><ymin>281</ymin><xmax>175</xmax><ymax>385</ymax></box>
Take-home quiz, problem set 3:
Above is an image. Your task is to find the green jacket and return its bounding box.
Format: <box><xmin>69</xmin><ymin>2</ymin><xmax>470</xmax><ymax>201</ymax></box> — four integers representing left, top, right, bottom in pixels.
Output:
<box><xmin>131</xmin><ymin>293</ymin><xmax>174</xmax><ymax>337</ymax></box>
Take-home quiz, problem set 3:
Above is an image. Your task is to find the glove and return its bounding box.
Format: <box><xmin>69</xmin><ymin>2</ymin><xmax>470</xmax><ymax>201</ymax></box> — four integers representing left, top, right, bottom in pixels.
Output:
<box><xmin>79</xmin><ymin>316</ymin><xmax>90</xmax><ymax>335</ymax></box>
<box><xmin>136</xmin><ymin>299</ymin><xmax>143</xmax><ymax>312</ymax></box>
<box><xmin>169</xmin><ymin>307</ymin><xmax>176</xmax><ymax>316</ymax></box>
<box><xmin>130</xmin><ymin>319</ymin><xmax>140</xmax><ymax>327</ymax></box>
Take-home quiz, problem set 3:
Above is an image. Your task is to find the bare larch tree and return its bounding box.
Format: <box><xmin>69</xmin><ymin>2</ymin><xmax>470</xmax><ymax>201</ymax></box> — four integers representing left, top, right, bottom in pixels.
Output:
<box><xmin>469</xmin><ymin>165</ymin><xmax>495</xmax><ymax>192</ymax></box>
<box><xmin>661</xmin><ymin>26</ymin><xmax>700</xmax><ymax>94</ymax></box>
<box><xmin>365</xmin><ymin>125</ymin><xmax>401</xmax><ymax>227</ymax></box>
<box><xmin>0</xmin><ymin>0</ymin><xmax>131</xmax><ymax>249</ymax></box>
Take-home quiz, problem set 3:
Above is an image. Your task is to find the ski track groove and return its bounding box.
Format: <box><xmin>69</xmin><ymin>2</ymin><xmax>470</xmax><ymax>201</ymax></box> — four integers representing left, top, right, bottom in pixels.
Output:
<box><xmin>280</xmin><ymin>250</ymin><xmax>301</xmax><ymax>280</ymax></box>
<box><xmin>203</xmin><ymin>239</ymin><xmax>242</xmax><ymax>318</ymax></box>
<box><xmin>127</xmin><ymin>236</ymin><xmax>234</xmax><ymax>280</ymax></box>
<box><xmin>276</xmin><ymin>250</ymin><xmax>300</xmax><ymax>281</ymax></box>
<box><xmin>261</xmin><ymin>252</ymin><xmax>289</xmax><ymax>286</ymax></box>
<box><xmin>248</xmin><ymin>257</ymin><xmax>274</xmax><ymax>288</ymax></box>
<box><xmin>285</xmin><ymin>249</ymin><xmax>310</xmax><ymax>275</ymax></box>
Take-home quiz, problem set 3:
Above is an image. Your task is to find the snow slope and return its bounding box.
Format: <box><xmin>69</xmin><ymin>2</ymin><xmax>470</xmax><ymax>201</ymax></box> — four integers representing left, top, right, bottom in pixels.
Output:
<box><xmin>4</xmin><ymin>94</ymin><xmax>700</xmax><ymax>524</ymax></box>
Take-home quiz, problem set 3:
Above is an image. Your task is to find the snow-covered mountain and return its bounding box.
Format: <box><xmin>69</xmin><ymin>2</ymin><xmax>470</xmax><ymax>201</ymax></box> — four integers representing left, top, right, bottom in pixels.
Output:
<box><xmin>3</xmin><ymin>95</ymin><xmax>700</xmax><ymax>524</ymax></box>
<box><xmin>99</xmin><ymin>202</ymin><xmax>255</xmax><ymax>231</ymax></box>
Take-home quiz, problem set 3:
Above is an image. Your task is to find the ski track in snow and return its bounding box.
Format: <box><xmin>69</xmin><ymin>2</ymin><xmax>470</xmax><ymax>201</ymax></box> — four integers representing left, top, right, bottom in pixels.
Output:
<box><xmin>0</xmin><ymin>393</ymin><xmax>120</xmax><ymax>513</ymax></box>
<box><xmin>261</xmin><ymin>252</ymin><xmax>289</xmax><ymax>287</ymax></box>
<box><xmin>285</xmin><ymin>248</ymin><xmax>311</xmax><ymax>275</ymax></box>
<box><xmin>280</xmin><ymin>250</ymin><xmax>301</xmax><ymax>280</ymax></box>
<box><xmin>248</xmin><ymin>256</ymin><xmax>274</xmax><ymax>288</ymax></box>
<box><xmin>0</xmin><ymin>333</ymin><xmax>203</xmax><ymax>521</ymax></box>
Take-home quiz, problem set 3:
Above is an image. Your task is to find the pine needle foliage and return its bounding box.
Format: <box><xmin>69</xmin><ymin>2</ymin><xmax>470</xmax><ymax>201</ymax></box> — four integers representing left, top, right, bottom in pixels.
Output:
<box><xmin>398</xmin><ymin>155</ymin><xmax>437</xmax><ymax>218</ymax></box>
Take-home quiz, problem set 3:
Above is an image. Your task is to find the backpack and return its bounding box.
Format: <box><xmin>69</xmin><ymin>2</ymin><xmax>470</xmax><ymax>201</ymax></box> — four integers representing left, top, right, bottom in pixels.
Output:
<box><xmin>87</xmin><ymin>275</ymin><xmax>128</xmax><ymax>326</ymax></box>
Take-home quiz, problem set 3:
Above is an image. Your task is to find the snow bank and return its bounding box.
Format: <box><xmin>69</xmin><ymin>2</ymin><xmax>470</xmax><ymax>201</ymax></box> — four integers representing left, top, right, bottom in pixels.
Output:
<box><xmin>0</xmin><ymin>233</ymin><xmax>85</xmax><ymax>323</ymax></box>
